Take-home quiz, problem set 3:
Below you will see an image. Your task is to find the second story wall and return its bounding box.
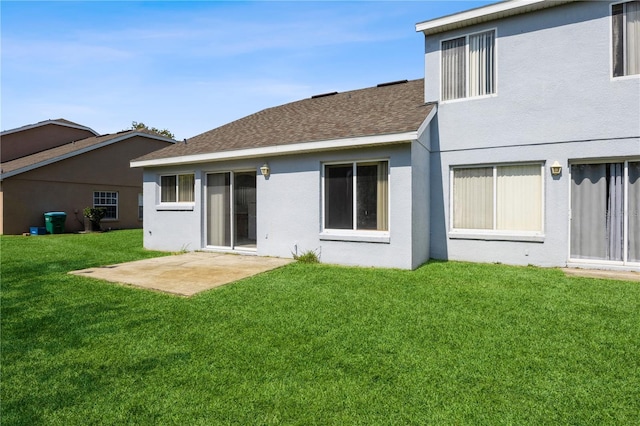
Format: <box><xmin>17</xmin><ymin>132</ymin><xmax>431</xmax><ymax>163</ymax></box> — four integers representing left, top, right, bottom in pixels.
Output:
<box><xmin>423</xmin><ymin>1</ymin><xmax>640</xmax><ymax>151</ymax></box>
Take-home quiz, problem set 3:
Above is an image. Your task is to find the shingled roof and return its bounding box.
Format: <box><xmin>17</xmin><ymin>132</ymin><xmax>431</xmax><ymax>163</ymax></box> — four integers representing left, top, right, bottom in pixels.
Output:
<box><xmin>1</xmin><ymin>130</ymin><xmax>174</xmax><ymax>179</ymax></box>
<box><xmin>134</xmin><ymin>79</ymin><xmax>432</xmax><ymax>164</ymax></box>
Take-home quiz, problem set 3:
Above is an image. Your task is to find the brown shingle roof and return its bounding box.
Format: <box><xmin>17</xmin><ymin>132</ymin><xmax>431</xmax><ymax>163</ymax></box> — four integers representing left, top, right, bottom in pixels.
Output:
<box><xmin>135</xmin><ymin>79</ymin><xmax>431</xmax><ymax>163</ymax></box>
<box><xmin>1</xmin><ymin>130</ymin><xmax>173</xmax><ymax>177</ymax></box>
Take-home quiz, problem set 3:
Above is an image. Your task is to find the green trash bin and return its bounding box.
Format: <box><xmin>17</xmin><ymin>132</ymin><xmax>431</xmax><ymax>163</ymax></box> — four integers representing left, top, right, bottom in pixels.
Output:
<box><xmin>44</xmin><ymin>212</ymin><xmax>67</xmax><ymax>234</ymax></box>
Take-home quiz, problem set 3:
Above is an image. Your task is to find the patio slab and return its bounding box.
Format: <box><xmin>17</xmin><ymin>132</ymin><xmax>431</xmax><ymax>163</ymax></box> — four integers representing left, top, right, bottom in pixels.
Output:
<box><xmin>69</xmin><ymin>252</ymin><xmax>293</xmax><ymax>296</ymax></box>
<box><xmin>563</xmin><ymin>268</ymin><xmax>640</xmax><ymax>282</ymax></box>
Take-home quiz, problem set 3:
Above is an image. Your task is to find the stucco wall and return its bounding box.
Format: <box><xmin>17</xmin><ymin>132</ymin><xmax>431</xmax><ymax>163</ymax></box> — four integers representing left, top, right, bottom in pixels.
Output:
<box><xmin>424</xmin><ymin>1</ymin><xmax>640</xmax><ymax>267</ymax></box>
<box><xmin>1</xmin><ymin>124</ymin><xmax>96</xmax><ymax>162</ymax></box>
<box><xmin>143</xmin><ymin>144</ymin><xmax>421</xmax><ymax>269</ymax></box>
<box><xmin>1</xmin><ymin>136</ymin><xmax>171</xmax><ymax>234</ymax></box>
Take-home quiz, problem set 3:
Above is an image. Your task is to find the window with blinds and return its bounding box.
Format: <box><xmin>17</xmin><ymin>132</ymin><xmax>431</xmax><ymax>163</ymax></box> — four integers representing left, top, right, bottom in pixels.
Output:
<box><xmin>442</xmin><ymin>30</ymin><xmax>496</xmax><ymax>101</ymax></box>
<box><xmin>452</xmin><ymin>164</ymin><xmax>543</xmax><ymax>233</ymax></box>
<box><xmin>160</xmin><ymin>174</ymin><xmax>195</xmax><ymax>203</ymax></box>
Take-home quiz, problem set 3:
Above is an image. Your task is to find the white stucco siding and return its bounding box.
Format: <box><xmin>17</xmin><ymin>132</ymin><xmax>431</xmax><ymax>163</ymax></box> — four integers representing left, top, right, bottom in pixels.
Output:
<box><xmin>142</xmin><ymin>168</ymin><xmax>203</xmax><ymax>252</ymax></box>
<box><xmin>424</xmin><ymin>1</ymin><xmax>640</xmax><ymax>150</ymax></box>
<box><xmin>142</xmin><ymin>143</ymin><xmax>421</xmax><ymax>270</ymax></box>
<box><xmin>429</xmin><ymin>137</ymin><xmax>640</xmax><ymax>267</ymax></box>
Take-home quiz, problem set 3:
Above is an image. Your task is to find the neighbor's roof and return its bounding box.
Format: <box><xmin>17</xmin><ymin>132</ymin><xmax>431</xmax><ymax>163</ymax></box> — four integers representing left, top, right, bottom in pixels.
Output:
<box><xmin>132</xmin><ymin>79</ymin><xmax>434</xmax><ymax>167</ymax></box>
<box><xmin>1</xmin><ymin>130</ymin><xmax>175</xmax><ymax>179</ymax></box>
<box><xmin>0</xmin><ymin>118</ymin><xmax>99</xmax><ymax>136</ymax></box>
<box><xmin>416</xmin><ymin>0</ymin><xmax>575</xmax><ymax>35</ymax></box>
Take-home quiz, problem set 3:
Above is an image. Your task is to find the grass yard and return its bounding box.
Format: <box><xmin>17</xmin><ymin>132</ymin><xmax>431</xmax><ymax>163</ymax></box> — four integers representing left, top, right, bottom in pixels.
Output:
<box><xmin>1</xmin><ymin>230</ymin><xmax>639</xmax><ymax>425</ymax></box>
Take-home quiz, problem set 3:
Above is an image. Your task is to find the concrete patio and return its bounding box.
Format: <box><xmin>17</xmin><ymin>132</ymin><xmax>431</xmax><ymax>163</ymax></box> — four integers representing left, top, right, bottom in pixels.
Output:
<box><xmin>69</xmin><ymin>252</ymin><xmax>293</xmax><ymax>296</ymax></box>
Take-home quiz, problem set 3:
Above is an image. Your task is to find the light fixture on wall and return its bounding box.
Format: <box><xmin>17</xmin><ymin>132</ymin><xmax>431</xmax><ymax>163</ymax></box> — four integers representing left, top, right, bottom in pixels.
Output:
<box><xmin>550</xmin><ymin>161</ymin><xmax>562</xmax><ymax>176</ymax></box>
<box><xmin>260</xmin><ymin>163</ymin><xmax>270</xmax><ymax>177</ymax></box>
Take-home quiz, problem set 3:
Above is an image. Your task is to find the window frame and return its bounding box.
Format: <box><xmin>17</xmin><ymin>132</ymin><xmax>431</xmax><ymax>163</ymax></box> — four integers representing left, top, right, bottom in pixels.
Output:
<box><xmin>440</xmin><ymin>27</ymin><xmax>498</xmax><ymax>102</ymax></box>
<box><xmin>93</xmin><ymin>190</ymin><xmax>118</xmax><ymax>221</ymax></box>
<box><xmin>320</xmin><ymin>159</ymin><xmax>390</xmax><ymax>243</ymax></box>
<box><xmin>611</xmin><ymin>0</ymin><xmax>640</xmax><ymax>79</ymax></box>
<box><xmin>157</xmin><ymin>173</ymin><xmax>195</xmax><ymax>210</ymax></box>
<box><xmin>449</xmin><ymin>162</ymin><xmax>545</xmax><ymax>242</ymax></box>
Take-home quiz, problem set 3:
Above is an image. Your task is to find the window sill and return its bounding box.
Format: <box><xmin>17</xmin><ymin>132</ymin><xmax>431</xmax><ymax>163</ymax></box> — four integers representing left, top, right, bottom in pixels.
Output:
<box><xmin>155</xmin><ymin>204</ymin><xmax>195</xmax><ymax>211</ymax></box>
<box><xmin>449</xmin><ymin>231</ymin><xmax>544</xmax><ymax>243</ymax></box>
<box><xmin>440</xmin><ymin>93</ymin><xmax>497</xmax><ymax>104</ymax></box>
<box><xmin>320</xmin><ymin>231</ymin><xmax>390</xmax><ymax>244</ymax></box>
<box><xmin>102</xmin><ymin>218</ymin><xmax>119</xmax><ymax>222</ymax></box>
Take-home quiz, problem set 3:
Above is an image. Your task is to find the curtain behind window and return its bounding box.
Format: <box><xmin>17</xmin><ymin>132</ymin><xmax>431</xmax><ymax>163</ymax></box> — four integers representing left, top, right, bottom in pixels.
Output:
<box><xmin>629</xmin><ymin>162</ymin><xmax>640</xmax><ymax>262</ymax></box>
<box><xmin>571</xmin><ymin>164</ymin><xmax>607</xmax><ymax>260</ymax></box>
<box><xmin>453</xmin><ymin>167</ymin><xmax>493</xmax><ymax>229</ymax></box>
<box><xmin>161</xmin><ymin>175</ymin><xmax>177</xmax><ymax>202</ymax></box>
<box><xmin>469</xmin><ymin>31</ymin><xmax>495</xmax><ymax>97</ymax></box>
<box><xmin>496</xmin><ymin>165</ymin><xmax>541</xmax><ymax>231</ymax></box>
<box><xmin>178</xmin><ymin>174</ymin><xmax>195</xmax><ymax>202</ymax></box>
<box><xmin>627</xmin><ymin>1</ymin><xmax>640</xmax><ymax>75</ymax></box>
<box><xmin>442</xmin><ymin>37</ymin><xmax>466</xmax><ymax>100</ymax></box>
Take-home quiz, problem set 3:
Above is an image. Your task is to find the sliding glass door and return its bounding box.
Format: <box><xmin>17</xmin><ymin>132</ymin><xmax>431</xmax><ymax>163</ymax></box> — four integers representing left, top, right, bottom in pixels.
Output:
<box><xmin>206</xmin><ymin>171</ymin><xmax>256</xmax><ymax>250</ymax></box>
<box><xmin>570</xmin><ymin>161</ymin><xmax>639</xmax><ymax>264</ymax></box>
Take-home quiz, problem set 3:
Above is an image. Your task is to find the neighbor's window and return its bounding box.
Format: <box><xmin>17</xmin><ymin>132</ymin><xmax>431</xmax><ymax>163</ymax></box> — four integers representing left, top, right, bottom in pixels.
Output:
<box><xmin>93</xmin><ymin>191</ymin><xmax>118</xmax><ymax>220</ymax></box>
<box><xmin>442</xmin><ymin>30</ymin><xmax>495</xmax><ymax>100</ymax></box>
<box><xmin>160</xmin><ymin>174</ymin><xmax>195</xmax><ymax>203</ymax></box>
<box><xmin>452</xmin><ymin>164</ymin><xmax>542</xmax><ymax>232</ymax></box>
<box><xmin>613</xmin><ymin>1</ymin><xmax>640</xmax><ymax>77</ymax></box>
<box><xmin>138</xmin><ymin>193</ymin><xmax>144</xmax><ymax>220</ymax></box>
<box><xmin>324</xmin><ymin>161</ymin><xmax>388</xmax><ymax>231</ymax></box>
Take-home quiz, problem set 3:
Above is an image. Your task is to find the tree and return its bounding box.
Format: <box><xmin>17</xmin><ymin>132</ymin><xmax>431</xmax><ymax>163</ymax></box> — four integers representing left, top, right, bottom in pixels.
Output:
<box><xmin>129</xmin><ymin>121</ymin><xmax>175</xmax><ymax>139</ymax></box>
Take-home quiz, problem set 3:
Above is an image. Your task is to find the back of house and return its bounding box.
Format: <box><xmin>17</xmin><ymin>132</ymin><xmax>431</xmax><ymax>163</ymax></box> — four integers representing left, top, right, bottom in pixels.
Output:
<box><xmin>418</xmin><ymin>0</ymin><xmax>639</xmax><ymax>269</ymax></box>
<box><xmin>133</xmin><ymin>0</ymin><xmax>639</xmax><ymax>271</ymax></box>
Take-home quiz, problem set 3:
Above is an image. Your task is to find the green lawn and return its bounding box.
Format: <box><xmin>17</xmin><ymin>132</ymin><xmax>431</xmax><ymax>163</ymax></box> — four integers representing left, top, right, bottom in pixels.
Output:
<box><xmin>2</xmin><ymin>230</ymin><xmax>639</xmax><ymax>425</ymax></box>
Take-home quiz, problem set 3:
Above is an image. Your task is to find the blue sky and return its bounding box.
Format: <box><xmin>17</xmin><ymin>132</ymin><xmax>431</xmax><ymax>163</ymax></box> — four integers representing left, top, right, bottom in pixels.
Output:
<box><xmin>1</xmin><ymin>1</ymin><xmax>493</xmax><ymax>140</ymax></box>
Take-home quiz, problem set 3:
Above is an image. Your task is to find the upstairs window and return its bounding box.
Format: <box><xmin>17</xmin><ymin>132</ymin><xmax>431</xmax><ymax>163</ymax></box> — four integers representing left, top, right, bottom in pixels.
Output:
<box><xmin>160</xmin><ymin>174</ymin><xmax>195</xmax><ymax>203</ymax></box>
<box><xmin>324</xmin><ymin>161</ymin><xmax>389</xmax><ymax>232</ymax></box>
<box><xmin>613</xmin><ymin>1</ymin><xmax>640</xmax><ymax>77</ymax></box>
<box><xmin>442</xmin><ymin>30</ymin><xmax>495</xmax><ymax>101</ymax></box>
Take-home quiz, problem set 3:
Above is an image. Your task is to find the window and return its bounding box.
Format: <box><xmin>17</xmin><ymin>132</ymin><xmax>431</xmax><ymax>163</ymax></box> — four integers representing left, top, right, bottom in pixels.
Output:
<box><xmin>612</xmin><ymin>1</ymin><xmax>640</xmax><ymax>77</ymax></box>
<box><xmin>324</xmin><ymin>161</ymin><xmax>388</xmax><ymax>232</ymax></box>
<box><xmin>452</xmin><ymin>164</ymin><xmax>543</xmax><ymax>233</ymax></box>
<box><xmin>93</xmin><ymin>191</ymin><xmax>118</xmax><ymax>220</ymax></box>
<box><xmin>570</xmin><ymin>161</ymin><xmax>639</xmax><ymax>264</ymax></box>
<box><xmin>138</xmin><ymin>193</ymin><xmax>143</xmax><ymax>220</ymax></box>
<box><xmin>442</xmin><ymin>30</ymin><xmax>495</xmax><ymax>101</ymax></box>
<box><xmin>160</xmin><ymin>174</ymin><xmax>194</xmax><ymax>203</ymax></box>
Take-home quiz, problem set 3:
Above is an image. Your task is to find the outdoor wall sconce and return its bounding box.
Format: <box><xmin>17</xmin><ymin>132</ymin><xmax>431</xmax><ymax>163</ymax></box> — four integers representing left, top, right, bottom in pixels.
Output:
<box><xmin>260</xmin><ymin>163</ymin><xmax>270</xmax><ymax>177</ymax></box>
<box><xmin>550</xmin><ymin>161</ymin><xmax>562</xmax><ymax>176</ymax></box>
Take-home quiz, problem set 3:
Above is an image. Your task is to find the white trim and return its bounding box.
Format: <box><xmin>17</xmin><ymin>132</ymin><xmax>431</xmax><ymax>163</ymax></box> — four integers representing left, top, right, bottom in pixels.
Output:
<box><xmin>1</xmin><ymin>132</ymin><xmax>175</xmax><ymax>180</ymax></box>
<box><xmin>415</xmin><ymin>0</ymin><xmax>573</xmax><ymax>35</ymax></box>
<box><xmin>319</xmin><ymin>231</ymin><xmax>390</xmax><ymax>244</ymax></box>
<box><xmin>0</xmin><ymin>119</ymin><xmax>99</xmax><ymax>137</ymax></box>
<box><xmin>130</xmin><ymin>131</ymin><xmax>418</xmax><ymax>168</ymax></box>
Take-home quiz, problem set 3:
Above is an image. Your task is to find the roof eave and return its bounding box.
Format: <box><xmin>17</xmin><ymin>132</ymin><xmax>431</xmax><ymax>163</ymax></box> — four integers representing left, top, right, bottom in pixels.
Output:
<box><xmin>415</xmin><ymin>0</ymin><xmax>575</xmax><ymax>35</ymax></box>
<box><xmin>1</xmin><ymin>131</ymin><xmax>174</xmax><ymax>180</ymax></box>
<box><xmin>131</xmin><ymin>131</ymin><xmax>421</xmax><ymax>168</ymax></box>
<box><xmin>0</xmin><ymin>119</ymin><xmax>100</xmax><ymax>137</ymax></box>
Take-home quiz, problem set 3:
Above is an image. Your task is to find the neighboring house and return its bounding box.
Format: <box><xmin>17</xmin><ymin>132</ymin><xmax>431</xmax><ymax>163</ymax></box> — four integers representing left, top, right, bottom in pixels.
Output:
<box><xmin>1</xmin><ymin>119</ymin><xmax>175</xmax><ymax>234</ymax></box>
<box><xmin>132</xmin><ymin>0</ymin><xmax>639</xmax><ymax>271</ymax></box>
